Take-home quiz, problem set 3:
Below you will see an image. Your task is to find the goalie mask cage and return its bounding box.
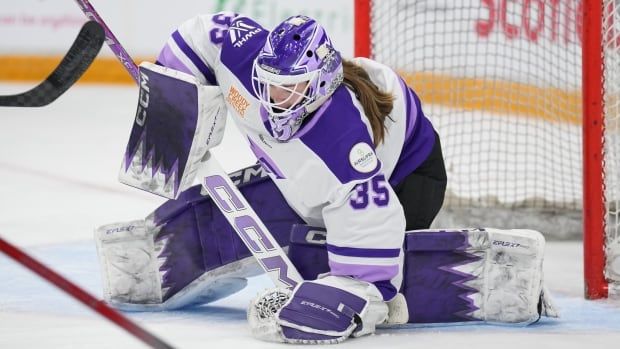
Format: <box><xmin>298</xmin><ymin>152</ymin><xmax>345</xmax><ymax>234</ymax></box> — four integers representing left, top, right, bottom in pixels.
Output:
<box><xmin>354</xmin><ymin>0</ymin><xmax>619</xmax><ymax>299</ymax></box>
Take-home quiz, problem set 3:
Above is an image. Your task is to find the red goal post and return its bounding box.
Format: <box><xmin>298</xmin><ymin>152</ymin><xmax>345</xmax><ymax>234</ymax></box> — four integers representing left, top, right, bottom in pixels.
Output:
<box><xmin>354</xmin><ymin>0</ymin><xmax>620</xmax><ymax>300</ymax></box>
<box><xmin>582</xmin><ymin>0</ymin><xmax>606</xmax><ymax>300</ymax></box>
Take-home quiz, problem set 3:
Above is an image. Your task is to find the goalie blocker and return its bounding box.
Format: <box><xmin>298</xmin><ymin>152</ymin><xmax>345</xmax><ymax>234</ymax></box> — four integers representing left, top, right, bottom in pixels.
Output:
<box><xmin>95</xmin><ymin>167</ymin><xmax>557</xmax><ymax>324</ymax></box>
<box><xmin>118</xmin><ymin>62</ymin><xmax>227</xmax><ymax>199</ymax></box>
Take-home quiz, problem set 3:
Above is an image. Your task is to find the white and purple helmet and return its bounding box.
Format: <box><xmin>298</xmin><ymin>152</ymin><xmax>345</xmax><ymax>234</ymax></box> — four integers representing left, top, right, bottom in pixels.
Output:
<box><xmin>252</xmin><ymin>15</ymin><xmax>343</xmax><ymax>141</ymax></box>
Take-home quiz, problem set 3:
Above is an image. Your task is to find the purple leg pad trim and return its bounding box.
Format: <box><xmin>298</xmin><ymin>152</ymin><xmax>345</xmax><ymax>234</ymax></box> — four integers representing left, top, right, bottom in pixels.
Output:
<box><xmin>402</xmin><ymin>230</ymin><xmax>482</xmax><ymax>323</ymax></box>
<box><xmin>151</xmin><ymin>164</ymin><xmax>304</xmax><ymax>300</ymax></box>
<box><xmin>289</xmin><ymin>227</ymin><xmax>484</xmax><ymax>324</ymax></box>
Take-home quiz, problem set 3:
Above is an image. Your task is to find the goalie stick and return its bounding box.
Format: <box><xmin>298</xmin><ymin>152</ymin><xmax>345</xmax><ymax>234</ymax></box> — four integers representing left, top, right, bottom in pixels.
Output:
<box><xmin>0</xmin><ymin>21</ymin><xmax>104</xmax><ymax>107</ymax></box>
<box><xmin>74</xmin><ymin>0</ymin><xmax>304</xmax><ymax>290</ymax></box>
<box><xmin>197</xmin><ymin>153</ymin><xmax>304</xmax><ymax>289</ymax></box>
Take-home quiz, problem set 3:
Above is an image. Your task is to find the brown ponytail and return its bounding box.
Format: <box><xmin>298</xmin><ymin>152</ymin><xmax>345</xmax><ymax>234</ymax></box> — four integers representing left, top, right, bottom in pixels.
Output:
<box><xmin>342</xmin><ymin>59</ymin><xmax>394</xmax><ymax>145</ymax></box>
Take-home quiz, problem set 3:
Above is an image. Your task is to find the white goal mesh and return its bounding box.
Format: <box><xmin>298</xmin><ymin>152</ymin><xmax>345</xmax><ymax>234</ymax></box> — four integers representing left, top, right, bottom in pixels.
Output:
<box><xmin>367</xmin><ymin>1</ymin><xmax>619</xmax><ymax>241</ymax></box>
<box><xmin>364</xmin><ymin>0</ymin><xmax>620</xmax><ymax>297</ymax></box>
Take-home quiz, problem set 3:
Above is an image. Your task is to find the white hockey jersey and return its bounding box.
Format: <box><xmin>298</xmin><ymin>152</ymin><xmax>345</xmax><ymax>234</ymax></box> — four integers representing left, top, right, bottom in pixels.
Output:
<box><xmin>156</xmin><ymin>12</ymin><xmax>437</xmax><ymax>299</ymax></box>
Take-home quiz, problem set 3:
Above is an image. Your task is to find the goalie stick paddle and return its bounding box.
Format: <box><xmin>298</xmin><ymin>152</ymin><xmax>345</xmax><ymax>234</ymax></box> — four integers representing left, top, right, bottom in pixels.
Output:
<box><xmin>0</xmin><ymin>20</ymin><xmax>104</xmax><ymax>107</ymax></box>
<box><xmin>0</xmin><ymin>236</ymin><xmax>175</xmax><ymax>349</ymax></box>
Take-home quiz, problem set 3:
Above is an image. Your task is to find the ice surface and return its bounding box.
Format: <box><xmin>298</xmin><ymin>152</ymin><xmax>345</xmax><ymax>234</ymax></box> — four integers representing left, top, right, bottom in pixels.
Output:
<box><xmin>2</xmin><ymin>83</ymin><xmax>620</xmax><ymax>348</ymax></box>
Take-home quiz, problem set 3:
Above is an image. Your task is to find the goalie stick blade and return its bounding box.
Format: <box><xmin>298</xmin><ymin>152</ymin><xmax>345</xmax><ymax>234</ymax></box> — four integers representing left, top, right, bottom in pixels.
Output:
<box><xmin>0</xmin><ymin>20</ymin><xmax>105</xmax><ymax>107</ymax></box>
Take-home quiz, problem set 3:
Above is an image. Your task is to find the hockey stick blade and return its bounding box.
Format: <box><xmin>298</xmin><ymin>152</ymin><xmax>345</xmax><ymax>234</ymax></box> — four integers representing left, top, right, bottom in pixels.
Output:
<box><xmin>0</xmin><ymin>21</ymin><xmax>105</xmax><ymax>107</ymax></box>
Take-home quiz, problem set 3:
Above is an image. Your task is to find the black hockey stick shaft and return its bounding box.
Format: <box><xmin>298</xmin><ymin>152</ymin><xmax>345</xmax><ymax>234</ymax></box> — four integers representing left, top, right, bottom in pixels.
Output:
<box><xmin>0</xmin><ymin>21</ymin><xmax>104</xmax><ymax>107</ymax></box>
<box><xmin>0</xmin><ymin>236</ymin><xmax>175</xmax><ymax>349</ymax></box>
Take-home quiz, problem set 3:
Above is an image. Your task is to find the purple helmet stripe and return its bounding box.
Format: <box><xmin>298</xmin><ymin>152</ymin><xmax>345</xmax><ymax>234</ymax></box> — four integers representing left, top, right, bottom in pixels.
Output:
<box><xmin>290</xmin><ymin>26</ymin><xmax>321</xmax><ymax>74</ymax></box>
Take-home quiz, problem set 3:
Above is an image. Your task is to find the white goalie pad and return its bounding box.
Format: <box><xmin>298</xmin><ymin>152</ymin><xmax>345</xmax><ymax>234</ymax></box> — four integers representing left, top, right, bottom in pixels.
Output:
<box><xmin>94</xmin><ymin>220</ymin><xmax>261</xmax><ymax>310</ymax></box>
<box><xmin>95</xmin><ymin>220</ymin><xmax>163</xmax><ymax>305</ymax></box>
<box><xmin>396</xmin><ymin>227</ymin><xmax>558</xmax><ymax>325</ymax></box>
<box><xmin>460</xmin><ymin>228</ymin><xmax>558</xmax><ymax>324</ymax></box>
<box><xmin>118</xmin><ymin>62</ymin><xmax>227</xmax><ymax>199</ymax></box>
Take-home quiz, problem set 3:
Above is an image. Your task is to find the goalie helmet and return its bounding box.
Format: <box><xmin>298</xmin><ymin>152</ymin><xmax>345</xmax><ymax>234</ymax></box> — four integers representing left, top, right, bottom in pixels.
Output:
<box><xmin>252</xmin><ymin>15</ymin><xmax>343</xmax><ymax>141</ymax></box>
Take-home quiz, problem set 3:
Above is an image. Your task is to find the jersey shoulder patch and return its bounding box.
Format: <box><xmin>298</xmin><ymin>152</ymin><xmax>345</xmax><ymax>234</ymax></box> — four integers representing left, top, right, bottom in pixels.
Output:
<box><xmin>349</xmin><ymin>142</ymin><xmax>378</xmax><ymax>174</ymax></box>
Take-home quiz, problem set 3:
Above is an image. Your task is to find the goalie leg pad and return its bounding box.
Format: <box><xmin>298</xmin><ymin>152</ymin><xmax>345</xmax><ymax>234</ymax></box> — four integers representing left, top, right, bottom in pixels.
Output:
<box><xmin>288</xmin><ymin>226</ymin><xmax>556</xmax><ymax>325</ymax></box>
<box><xmin>401</xmin><ymin>228</ymin><xmax>555</xmax><ymax>324</ymax></box>
<box><xmin>96</xmin><ymin>164</ymin><xmax>305</xmax><ymax>310</ymax></box>
<box><xmin>95</xmin><ymin>220</ymin><xmax>163</xmax><ymax>305</ymax></box>
<box><xmin>248</xmin><ymin>275</ymin><xmax>388</xmax><ymax>344</ymax></box>
<box><xmin>95</xmin><ymin>219</ymin><xmax>256</xmax><ymax>310</ymax></box>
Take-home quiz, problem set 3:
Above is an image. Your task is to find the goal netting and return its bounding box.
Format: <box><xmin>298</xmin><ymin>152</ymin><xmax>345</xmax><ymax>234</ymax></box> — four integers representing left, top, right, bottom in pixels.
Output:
<box><xmin>358</xmin><ymin>0</ymin><xmax>619</xmax><ymax>298</ymax></box>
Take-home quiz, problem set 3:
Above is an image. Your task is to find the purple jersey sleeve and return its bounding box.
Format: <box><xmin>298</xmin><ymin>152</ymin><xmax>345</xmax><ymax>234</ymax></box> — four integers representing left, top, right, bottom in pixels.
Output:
<box><xmin>298</xmin><ymin>86</ymin><xmax>381</xmax><ymax>184</ymax></box>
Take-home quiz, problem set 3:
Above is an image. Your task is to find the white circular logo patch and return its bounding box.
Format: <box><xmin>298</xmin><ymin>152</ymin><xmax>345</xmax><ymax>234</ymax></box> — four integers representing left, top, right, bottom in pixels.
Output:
<box><xmin>349</xmin><ymin>142</ymin><xmax>377</xmax><ymax>173</ymax></box>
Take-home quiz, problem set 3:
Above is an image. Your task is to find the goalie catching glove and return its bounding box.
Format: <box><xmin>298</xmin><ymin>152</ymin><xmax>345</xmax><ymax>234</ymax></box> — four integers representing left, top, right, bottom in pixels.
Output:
<box><xmin>248</xmin><ymin>275</ymin><xmax>388</xmax><ymax>344</ymax></box>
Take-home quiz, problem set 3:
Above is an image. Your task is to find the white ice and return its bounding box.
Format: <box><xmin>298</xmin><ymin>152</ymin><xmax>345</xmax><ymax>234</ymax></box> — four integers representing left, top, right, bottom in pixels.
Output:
<box><xmin>1</xmin><ymin>83</ymin><xmax>620</xmax><ymax>348</ymax></box>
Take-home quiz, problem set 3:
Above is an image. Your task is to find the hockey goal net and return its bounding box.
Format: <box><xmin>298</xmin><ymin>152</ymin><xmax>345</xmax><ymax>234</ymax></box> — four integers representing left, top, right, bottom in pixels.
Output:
<box><xmin>354</xmin><ymin>0</ymin><xmax>619</xmax><ymax>299</ymax></box>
